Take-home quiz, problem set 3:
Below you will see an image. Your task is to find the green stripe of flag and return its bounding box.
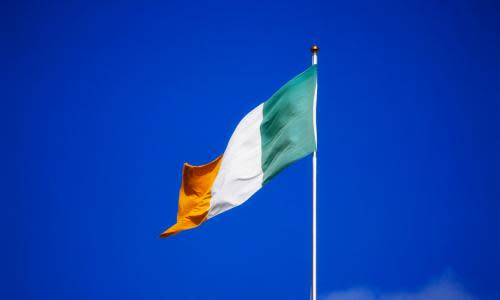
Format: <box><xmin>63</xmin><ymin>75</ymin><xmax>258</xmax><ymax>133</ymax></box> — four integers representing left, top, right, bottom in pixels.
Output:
<box><xmin>260</xmin><ymin>65</ymin><xmax>317</xmax><ymax>184</ymax></box>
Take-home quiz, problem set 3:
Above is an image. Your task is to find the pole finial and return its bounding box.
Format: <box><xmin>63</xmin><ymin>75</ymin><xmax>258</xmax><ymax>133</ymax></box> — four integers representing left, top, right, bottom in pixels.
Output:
<box><xmin>310</xmin><ymin>44</ymin><xmax>319</xmax><ymax>54</ymax></box>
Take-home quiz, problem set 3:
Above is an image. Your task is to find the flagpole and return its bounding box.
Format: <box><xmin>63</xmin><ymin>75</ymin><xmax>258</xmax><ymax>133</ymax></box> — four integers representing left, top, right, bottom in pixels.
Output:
<box><xmin>311</xmin><ymin>44</ymin><xmax>319</xmax><ymax>300</ymax></box>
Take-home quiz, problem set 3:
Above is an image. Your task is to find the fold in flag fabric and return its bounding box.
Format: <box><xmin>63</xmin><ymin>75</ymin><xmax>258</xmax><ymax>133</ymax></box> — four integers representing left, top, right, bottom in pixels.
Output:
<box><xmin>161</xmin><ymin>65</ymin><xmax>317</xmax><ymax>238</ymax></box>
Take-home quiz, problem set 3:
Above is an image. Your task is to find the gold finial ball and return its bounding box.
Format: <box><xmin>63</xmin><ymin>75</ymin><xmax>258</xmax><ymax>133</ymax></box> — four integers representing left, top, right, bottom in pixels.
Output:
<box><xmin>310</xmin><ymin>45</ymin><xmax>319</xmax><ymax>54</ymax></box>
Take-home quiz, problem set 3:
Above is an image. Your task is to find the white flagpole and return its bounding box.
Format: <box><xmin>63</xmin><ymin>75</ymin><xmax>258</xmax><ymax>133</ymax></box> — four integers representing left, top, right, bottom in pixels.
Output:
<box><xmin>311</xmin><ymin>44</ymin><xmax>319</xmax><ymax>300</ymax></box>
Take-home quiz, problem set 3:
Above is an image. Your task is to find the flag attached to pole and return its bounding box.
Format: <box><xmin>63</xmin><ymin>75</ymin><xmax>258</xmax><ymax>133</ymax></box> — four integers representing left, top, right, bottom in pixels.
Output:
<box><xmin>161</xmin><ymin>64</ymin><xmax>317</xmax><ymax>238</ymax></box>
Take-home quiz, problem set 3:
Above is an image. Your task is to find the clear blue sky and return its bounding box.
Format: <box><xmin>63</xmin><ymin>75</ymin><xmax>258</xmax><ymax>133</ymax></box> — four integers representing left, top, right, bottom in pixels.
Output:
<box><xmin>3</xmin><ymin>1</ymin><xmax>500</xmax><ymax>299</ymax></box>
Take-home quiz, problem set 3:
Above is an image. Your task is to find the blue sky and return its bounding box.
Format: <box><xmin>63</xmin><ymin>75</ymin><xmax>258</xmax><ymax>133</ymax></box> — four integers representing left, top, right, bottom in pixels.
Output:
<box><xmin>3</xmin><ymin>0</ymin><xmax>500</xmax><ymax>299</ymax></box>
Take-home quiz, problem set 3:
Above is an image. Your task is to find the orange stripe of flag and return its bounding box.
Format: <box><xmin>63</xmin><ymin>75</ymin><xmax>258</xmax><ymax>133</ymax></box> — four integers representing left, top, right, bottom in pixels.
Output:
<box><xmin>160</xmin><ymin>155</ymin><xmax>223</xmax><ymax>238</ymax></box>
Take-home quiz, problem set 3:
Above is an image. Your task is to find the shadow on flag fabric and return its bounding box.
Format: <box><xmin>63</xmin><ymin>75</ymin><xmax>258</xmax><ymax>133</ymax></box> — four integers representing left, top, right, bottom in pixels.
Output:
<box><xmin>161</xmin><ymin>65</ymin><xmax>317</xmax><ymax>238</ymax></box>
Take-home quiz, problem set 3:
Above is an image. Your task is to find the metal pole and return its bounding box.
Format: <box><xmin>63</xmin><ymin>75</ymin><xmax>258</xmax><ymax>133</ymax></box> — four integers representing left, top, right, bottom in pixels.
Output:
<box><xmin>311</xmin><ymin>44</ymin><xmax>319</xmax><ymax>300</ymax></box>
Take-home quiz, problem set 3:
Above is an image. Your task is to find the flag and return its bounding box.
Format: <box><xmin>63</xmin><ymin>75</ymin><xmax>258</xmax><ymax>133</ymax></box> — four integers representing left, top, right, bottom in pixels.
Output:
<box><xmin>161</xmin><ymin>64</ymin><xmax>317</xmax><ymax>238</ymax></box>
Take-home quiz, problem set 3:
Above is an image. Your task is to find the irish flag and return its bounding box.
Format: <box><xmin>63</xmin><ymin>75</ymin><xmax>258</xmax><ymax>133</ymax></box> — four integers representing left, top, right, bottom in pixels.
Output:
<box><xmin>161</xmin><ymin>64</ymin><xmax>317</xmax><ymax>238</ymax></box>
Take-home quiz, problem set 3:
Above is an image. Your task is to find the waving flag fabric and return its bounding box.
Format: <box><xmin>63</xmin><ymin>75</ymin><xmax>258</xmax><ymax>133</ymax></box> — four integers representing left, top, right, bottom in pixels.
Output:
<box><xmin>161</xmin><ymin>65</ymin><xmax>317</xmax><ymax>238</ymax></box>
